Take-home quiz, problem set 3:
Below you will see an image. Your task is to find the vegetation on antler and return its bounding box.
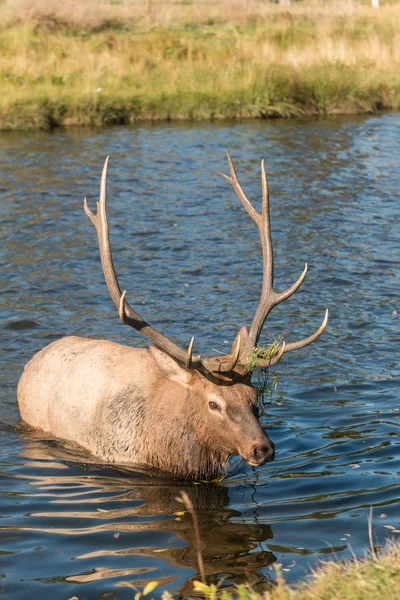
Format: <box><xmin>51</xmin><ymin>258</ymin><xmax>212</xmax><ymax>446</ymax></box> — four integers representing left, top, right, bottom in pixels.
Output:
<box><xmin>243</xmin><ymin>339</ymin><xmax>283</xmax><ymax>374</ymax></box>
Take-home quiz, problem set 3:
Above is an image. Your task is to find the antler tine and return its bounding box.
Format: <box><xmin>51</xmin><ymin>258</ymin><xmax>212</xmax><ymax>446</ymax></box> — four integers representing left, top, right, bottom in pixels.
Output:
<box><xmin>276</xmin><ymin>263</ymin><xmax>308</xmax><ymax>304</ymax></box>
<box><xmin>204</xmin><ymin>334</ymin><xmax>241</xmax><ymax>373</ymax></box>
<box><xmin>119</xmin><ymin>290</ymin><xmax>128</xmax><ymax>324</ymax></box>
<box><xmin>223</xmin><ymin>154</ymin><xmax>279</xmax><ymax>351</ymax></box>
<box><xmin>248</xmin><ymin>157</ymin><xmax>304</xmax><ymax>349</ymax></box>
<box><xmin>222</xmin><ymin>152</ymin><xmax>261</xmax><ymax>225</ymax></box>
<box><xmin>230</xmin><ymin>334</ymin><xmax>241</xmax><ymax>368</ymax></box>
<box><xmin>84</xmin><ymin>155</ymin><xmax>122</xmax><ymax>307</ymax></box>
<box><xmin>249</xmin><ymin>157</ymin><xmax>274</xmax><ymax>335</ymax></box>
<box><xmin>186</xmin><ymin>337</ymin><xmax>194</xmax><ymax>369</ymax></box>
<box><xmin>253</xmin><ymin>310</ymin><xmax>327</xmax><ymax>367</ymax></box>
<box><xmin>252</xmin><ymin>308</ymin><xmax>328</xmax><ymax>367</ymax></box>
<box><xmin>283</xmin><ymin>309</ymin><xmax>329</xmax><ymax>353</ymax></box>
<box><xmin>85</xmin><ymin>157</ymin><xmax>190</xmax><ymax>366</ymax></box>
<box><xmin>223</xmin><ymin>153</ymin><xmax>327</xmax><ymax>361</ymax></box>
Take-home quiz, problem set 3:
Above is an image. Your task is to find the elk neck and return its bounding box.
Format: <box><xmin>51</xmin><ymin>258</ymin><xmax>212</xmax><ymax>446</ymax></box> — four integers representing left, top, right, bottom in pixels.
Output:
<box><xmin>139</xmin><ymin>373</ymin><xmax>230</xmax><ymax>479</ymax></box>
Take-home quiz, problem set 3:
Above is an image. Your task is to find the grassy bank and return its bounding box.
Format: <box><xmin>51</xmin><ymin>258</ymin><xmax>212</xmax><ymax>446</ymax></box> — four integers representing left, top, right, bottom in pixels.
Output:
<box><xmin>167</xmin><ymin>542</ymin><xmax>400</xmax><ymax>600</ymax></box>
<box><xmin>259</xmin><ymin>543</ymin><xmax>400</xmax><ymax>600</ymax></box>
<box><xmin>1</xmin><ymin>0</ymin><xmax>400</xmax><ymax>129</ymax></box>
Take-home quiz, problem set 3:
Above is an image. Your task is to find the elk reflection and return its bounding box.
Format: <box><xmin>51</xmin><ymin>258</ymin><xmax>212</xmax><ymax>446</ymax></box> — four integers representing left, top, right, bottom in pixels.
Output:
<box><xmin>120</xmin><ymin>484</ymin><xmax>276</xmax><ymax>594</ymax></box>
<box><xmin>19</xmin><ymin>433</ymin><xmax>276</xmax><ymax>594</ymax></box>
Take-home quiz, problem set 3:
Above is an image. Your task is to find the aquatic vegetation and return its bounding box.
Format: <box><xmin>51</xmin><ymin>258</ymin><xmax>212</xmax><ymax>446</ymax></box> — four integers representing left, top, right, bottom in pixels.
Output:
<box><xmin>1</xmin><ymin>1</ymin><xmax>400</xmax><ymax>129</ymax></box>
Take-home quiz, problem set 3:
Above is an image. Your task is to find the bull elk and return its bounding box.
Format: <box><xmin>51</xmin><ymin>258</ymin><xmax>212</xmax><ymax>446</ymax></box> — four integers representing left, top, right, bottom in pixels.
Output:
<box><xmin>17</xmin><ymin>153</ymin><xmax>328</xmax><ymax>480</ymax></box>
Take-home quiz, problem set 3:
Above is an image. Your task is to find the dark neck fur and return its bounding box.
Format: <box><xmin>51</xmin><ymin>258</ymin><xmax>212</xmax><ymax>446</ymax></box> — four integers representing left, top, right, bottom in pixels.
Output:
<box><xmin>143</xmin><ymin>395</ymin><xmax>228</xmax><ymax>480</ymax></box>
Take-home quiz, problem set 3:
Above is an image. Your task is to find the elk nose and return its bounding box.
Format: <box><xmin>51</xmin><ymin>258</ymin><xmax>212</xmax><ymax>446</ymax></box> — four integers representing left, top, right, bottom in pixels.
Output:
<box><xmin>251</xmin><ymin>442</ymin><xmax>275</xmax><ymax>465</ymax></box>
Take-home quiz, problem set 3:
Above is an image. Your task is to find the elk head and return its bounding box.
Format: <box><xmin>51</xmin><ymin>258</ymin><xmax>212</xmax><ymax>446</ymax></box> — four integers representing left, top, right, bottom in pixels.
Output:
<box><xmin>84</xmin><ymin>153</ymin><xmax>328</xmax><ymax>474</ymax></box>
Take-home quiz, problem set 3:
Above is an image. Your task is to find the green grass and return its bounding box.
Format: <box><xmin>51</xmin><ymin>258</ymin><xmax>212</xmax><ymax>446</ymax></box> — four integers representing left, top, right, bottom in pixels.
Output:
<box><xmin>243</xmin><ymin>340</ymin><xmax>282</xmax><ymax>374</ymax></box>
<box><xmin>281</xmin><ymin>543</ymin><xmax>400</xmax><ymax>600</ymax></box>
<box><xmin>1</xmin><ymin>0</ymin><xmax>400</xmax><ymax>129</ymax></box>
<box><xmin>154</xmin><ymin>542</ymin><xmax>400</xmax><ymax>600</ymax></box>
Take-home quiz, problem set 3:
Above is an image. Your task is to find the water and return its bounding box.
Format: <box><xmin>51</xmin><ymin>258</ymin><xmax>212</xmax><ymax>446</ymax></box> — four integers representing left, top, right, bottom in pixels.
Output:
<box><xmin>1</xmin><ymin>113</ymin><xmax>399</xmax><ymax>599</ymax></box>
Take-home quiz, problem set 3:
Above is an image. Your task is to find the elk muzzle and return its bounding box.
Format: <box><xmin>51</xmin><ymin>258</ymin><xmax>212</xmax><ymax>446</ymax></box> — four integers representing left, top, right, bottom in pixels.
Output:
<box><xmin>235</xmin><ymin>423</ymin><xmax>275</xmax><ymax>467</ymax></box>
<box><xmin>245</xmin><ymin>439</ymin><xmax>275</xmax><ymax>466</ymax></box>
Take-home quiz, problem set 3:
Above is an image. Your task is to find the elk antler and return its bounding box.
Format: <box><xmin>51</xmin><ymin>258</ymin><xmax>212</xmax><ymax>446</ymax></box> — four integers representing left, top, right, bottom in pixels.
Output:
<box><xmin>84</xmin><ymin>157</ymin><xmax>240</xmax><ymax>376</ymax></box>
<box><xmin>222</xmin><ymin>152</ymin><xmax>328</xmax><ymax>368</ymax></box>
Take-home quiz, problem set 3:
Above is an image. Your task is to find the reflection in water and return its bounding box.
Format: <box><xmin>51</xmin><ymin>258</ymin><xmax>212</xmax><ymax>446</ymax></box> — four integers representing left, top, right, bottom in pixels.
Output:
<box><xmin>0</xmin><ymin>113</ymin><xmax>400</xmax><ymax>599</ymax></box>
<box><xmin>5</xmin><ymin>437</ymin><xmax>276</xmax><ymax>596</ymax></box>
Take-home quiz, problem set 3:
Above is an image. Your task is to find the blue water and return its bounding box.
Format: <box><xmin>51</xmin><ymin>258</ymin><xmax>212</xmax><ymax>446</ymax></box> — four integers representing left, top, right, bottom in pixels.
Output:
<box><xmin>1</xmin><ymin>113</ymin><xmax>399</xmax><ymax>599</ymax></box>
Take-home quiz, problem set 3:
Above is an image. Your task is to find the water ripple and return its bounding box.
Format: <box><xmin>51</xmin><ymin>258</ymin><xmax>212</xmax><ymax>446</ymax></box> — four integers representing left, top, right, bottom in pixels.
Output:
<box><xmin>0</xmin><ymin>113</ymin><xmax>399</xmax><ymax>598</ymax></box>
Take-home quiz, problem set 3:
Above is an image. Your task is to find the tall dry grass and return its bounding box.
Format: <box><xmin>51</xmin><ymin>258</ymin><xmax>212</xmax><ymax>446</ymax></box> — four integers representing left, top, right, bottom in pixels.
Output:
<box><xmin>1</xmin><ymin>0</ymin><xmax>400</xmax><ymax>128</ymax></box>
<box><xmin>5</xmin><ymin>0</ymin><xmax>399</xmax><ymax>31</ymax></box>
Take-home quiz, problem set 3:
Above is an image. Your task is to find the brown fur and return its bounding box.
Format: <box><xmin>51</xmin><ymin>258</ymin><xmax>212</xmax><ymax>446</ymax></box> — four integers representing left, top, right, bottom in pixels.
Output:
<box><xmin>18</xmin><ymin>336</ymin><xmax>274</xmax><ymax>479</ymax></box>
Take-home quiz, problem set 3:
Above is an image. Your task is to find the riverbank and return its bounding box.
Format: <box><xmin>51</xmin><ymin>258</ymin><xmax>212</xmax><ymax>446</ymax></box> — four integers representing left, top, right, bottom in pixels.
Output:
<box><xmin>189</xmin><ymin>541</ymin><xmax>400</xmax><ymax>600</ymax></box>
<box><xmin>1</xmin><ymin>0</ymin><xmax>400</xmax><ymax>129</ymax></box>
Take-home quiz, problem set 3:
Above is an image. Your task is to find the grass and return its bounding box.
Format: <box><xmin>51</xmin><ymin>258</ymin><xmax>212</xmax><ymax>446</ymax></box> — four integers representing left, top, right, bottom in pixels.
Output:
<box><xmin>163</xmin><ymin>487</ymin><xmax>400</xmax><ymax>600</ymax></box>
<box><xmin>1</xmin><ymin>0</ymin><xmax>400</xmax><ymax>129</ymax></box>
<box><xmin>187</xmin><ymin>541</ymin><xmax>400</xmax><ymax>599</ymax></box>
<box><xmin>242</xmin><ymin>341</ymin><xmax>281</xmax><ymax>406</ymax></box>
<box><xmin>244</xmin><ymin>339</ymin><xmax>282</xmax><ymax>374</ymax></box>
<box><xmin>133</xmin><ymin>537</ymin><xmax>400</xmax><ymax>600</ymax></box>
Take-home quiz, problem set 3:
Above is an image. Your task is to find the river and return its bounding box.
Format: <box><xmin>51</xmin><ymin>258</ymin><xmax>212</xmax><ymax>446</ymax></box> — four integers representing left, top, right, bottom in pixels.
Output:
<box><xmin>0</xmin><ymin>113</ymin><xmax>399</xmax><ymax>599</ymax></box>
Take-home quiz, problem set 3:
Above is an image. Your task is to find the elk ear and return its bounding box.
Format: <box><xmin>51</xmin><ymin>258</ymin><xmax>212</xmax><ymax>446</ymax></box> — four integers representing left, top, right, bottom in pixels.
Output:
<box><xmin>231</xmin><ymin>325</ymin><xmax>250</xmax><ymax>355</ymax></box>
<box><xmin>150</xmin><ymin>346</ymin><xmax>192</xmax><ymax>386</ymax></box>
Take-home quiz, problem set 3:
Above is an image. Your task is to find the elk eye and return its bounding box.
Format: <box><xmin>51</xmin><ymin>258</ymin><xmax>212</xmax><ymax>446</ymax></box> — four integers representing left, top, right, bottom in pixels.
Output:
<box><xmin>208</xmin><ymin>401</ymin><xmax>220</xmax><ymax>411</ymax></box>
